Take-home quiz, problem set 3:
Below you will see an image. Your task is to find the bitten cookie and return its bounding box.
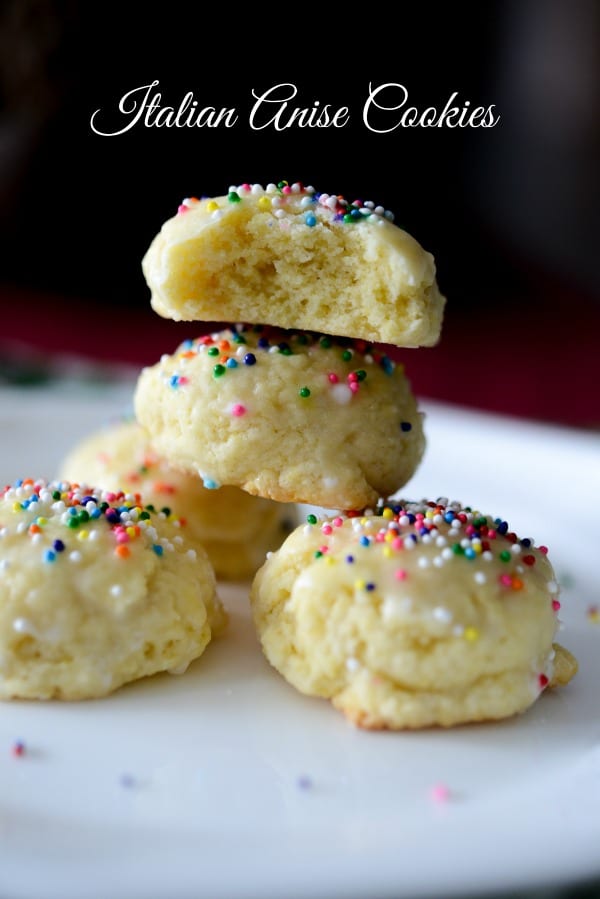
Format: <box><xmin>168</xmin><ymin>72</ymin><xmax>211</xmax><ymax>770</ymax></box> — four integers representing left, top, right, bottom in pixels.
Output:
<box><xmin>59</xmin><ymin>420</ymin><xmax>295</xmax><ymax>581</ymax></box>
<box><xmin>251</xmin><ymin>498</ymin><xmax>577</xmax><ymax>729</ymax></box>
<box><xmin>0</xmin><ymin>478</ymin><xmax>227</xmax><ymax>700</ymax></box>
<box><xmin>142</xmin><ymin>181</ymin><xmax>446</xmax><ymax>347</ymax></box>
<box><xmin>134</xmin><ymin>326</ymin><xmax>425</xmax><ymax>509</ymax></box>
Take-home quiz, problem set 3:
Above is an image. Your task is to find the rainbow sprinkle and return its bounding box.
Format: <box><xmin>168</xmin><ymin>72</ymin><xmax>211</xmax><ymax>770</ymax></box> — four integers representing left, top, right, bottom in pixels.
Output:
<box><xmin>0</xmin><ymin>478</ymin><xmax>187</xmax><ymax>566</ymax></box>
<box><xmin>162</xmin><ymin>325</ymin><xmax>403</xmax><ymax>414</ymax></box>
<box><xmin>429</xmin><ymin>782</ymin><xmax>451</xmax><ymax>803</ymax></box>
<box><xmin>303</xmin><ymin>498</ymin><xmax>555</xmax><ymax>604</ymax></box>
<box><xmin>176</xmin><ymin>182</ymin><xmax>396</xmax><ymax>227</ymax></box>
<box><xmin>11</xmin><ymin>740</ymin><xmax>25</xmax><ymax>758</ymax></box>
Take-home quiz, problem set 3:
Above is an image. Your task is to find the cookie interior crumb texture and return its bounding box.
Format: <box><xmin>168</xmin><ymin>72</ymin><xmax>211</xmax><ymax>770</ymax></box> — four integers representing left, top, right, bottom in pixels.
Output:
<box><xmin>142</xmin><ymin>182</ymin><xmax>446</xmax><ymax>347</ymax></box>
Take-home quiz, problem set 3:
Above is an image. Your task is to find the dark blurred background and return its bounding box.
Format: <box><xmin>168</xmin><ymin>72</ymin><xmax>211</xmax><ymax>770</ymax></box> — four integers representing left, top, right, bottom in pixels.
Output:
<box><xmin>0</xmin><ymin>0</ymin><xmax>599</xmax><ymax>425</ymax></box>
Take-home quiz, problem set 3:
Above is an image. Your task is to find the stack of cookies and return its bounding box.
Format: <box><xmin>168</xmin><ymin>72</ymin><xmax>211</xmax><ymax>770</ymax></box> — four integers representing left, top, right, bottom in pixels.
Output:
<box><xmin>1</xmin><ymin>181</ymin><xmax>576</xmax><ymax>712</ymax></box>
<box><xmin>132</xmin><ymin>181</ymin><xmax>577</xmax><ymax>728</ymax></box>
<box><xmin>135</xmin><ymin>182</ymin><xmax>443</xmax><ymax>509</ymax></box>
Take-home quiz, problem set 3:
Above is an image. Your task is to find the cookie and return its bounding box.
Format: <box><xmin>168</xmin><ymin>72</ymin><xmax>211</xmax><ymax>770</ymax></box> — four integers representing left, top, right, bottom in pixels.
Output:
<box><xmin>59</xmin><ymin>420</ymin><xmax>295</xmax><ymax>581</ymax></box>
<box><xmin>0</xmin><ymin>478</ymin><xmax>227</xmax><ymax>700</ymax></box>
<box><xmin>142</xmin><ymin>182</ymin><xmax>445</xmax><ymax>347</ymax></box>
<box><xmin>250</xmin><ymin>498</ymin><xmax>577</xmax><ymax>729</ymax></box>
<box><xmin>134</xmin><ymin>326</ymin><xmax>425</xmax><ymax>509</ymax></box>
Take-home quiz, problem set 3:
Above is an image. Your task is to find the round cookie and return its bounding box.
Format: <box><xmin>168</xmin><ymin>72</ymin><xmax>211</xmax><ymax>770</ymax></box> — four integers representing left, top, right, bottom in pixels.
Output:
<box><xmin>134</xmin><ymin>326</ymin><xmax>426</xmax><ymax>510</ymax></box>
<box><xmin>251</xmin><ymin>498</ymin><xmax>577</xmax><ymax>729</ymax></box>
<box><xmin>0</xmin><ymin>478</ymin><xmax>227</xmax><ymax>700</ymax></box>
<box><xmin>59</xmin><ymin>420</ymin><xmax>296</xmax><ymax>581</ymax></box>
<box><xmin>142</xmin><ymin>181</ymin><xmax>446</xmax><ymax>348</ymax></box>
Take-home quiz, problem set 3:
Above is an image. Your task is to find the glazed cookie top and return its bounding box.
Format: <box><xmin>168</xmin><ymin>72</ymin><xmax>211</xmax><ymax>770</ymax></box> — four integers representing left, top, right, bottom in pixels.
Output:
<box><xmin>0</xmin><ymin>477</ymin><xmax>227</xmax><ymax>700</ymax></box>
<box><xmin>297</xmin><ymin>496</ymin><xmax>559</xmax><ymax>604</ymax></box>
<box><xmin>0</xmin><ymin>478</ymin><xmax>195</xmax><ymax>562</ymax></box>
<box><xmin>267</xmin><ymin>496</ymin><xmax>564</xmax><ymax>673</ymax></box>
<box><xmin>0</xmin><ymin>477</ymin><xmax>212</xmax><ymax>584</ymax></box>
<box><xmin>175</xmin><ymin>182</ymin><xmax>400</xmax><ymax>225</ymax></box>
<box><xmin>251</xmin><ymin>497</ymin><xmax>577</xmax><ymax>729</ymax></box>
<box><xmin>160</xmin><ymin>323</ymin><xmax>406</xmax><ymax>396</ymax></box>
<box><xmin>142</xmin><ymin>181</ymin><xmax>445</xmax><ymax>347</ymax></box>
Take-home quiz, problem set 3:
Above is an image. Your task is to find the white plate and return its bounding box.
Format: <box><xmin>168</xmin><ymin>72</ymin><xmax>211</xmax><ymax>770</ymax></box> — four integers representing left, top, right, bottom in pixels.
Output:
<box><xmin>1</xmin><ymin>384</ymin><xmax>599</xmax><ymax>899</ymax></box>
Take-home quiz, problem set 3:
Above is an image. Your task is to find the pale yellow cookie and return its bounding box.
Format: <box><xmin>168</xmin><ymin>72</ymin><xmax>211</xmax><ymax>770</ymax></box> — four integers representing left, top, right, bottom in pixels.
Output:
<box><xmin>0</xmin><ymin>478</ymin><xmax>226</xmax><ymax>700</ymax></box>
<box><xmin>251</xmin><ymin>498</ymin><xmax>577</xmax><ymax>729</ymax></box>
<box><xmin>142</xmin><ymin>182</ymin><xmax>445</xmax><ymax>347</ymax></box>
<box><xmin>59</xmin><ymin>420</ymin><xmax>295</xmax><ymax>581</ymax></box>
<box><xmin>134</xmin><ymin>326</ymin><xmax>425</xmax><ymax>510</ymax></box>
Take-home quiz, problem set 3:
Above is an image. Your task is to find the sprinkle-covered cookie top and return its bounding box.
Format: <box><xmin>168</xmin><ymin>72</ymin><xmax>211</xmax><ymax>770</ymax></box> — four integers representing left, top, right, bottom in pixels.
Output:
<box><xmin>283</xmin><ymin>497</ymin><xmax>562</xmax><ymax>690</ymax></box>
<box><xmin>253</xmin><ymin>499</ymin><xmax>572</xmax><ymax>725</ymax></box>
<box><xmin>167</xmin><ymin>324</ymin><xmax>398</xmax><ymax>391</ymax></box>
<box><xmin>176</xmin><ymin>181</ymin><xmax>396</xmax><ymax>227</ymax></box>
<box><xmin>302</xmin><ymin>497</ymin><xmax>558</xmax><ymax>600</ymax></box>
<box><xmin>155</xmin><ymin>326</ymin><xmax>418</xmax><ymax>470</ymax></box>
<box><xmin>0</xmin><ymin>478</ymin><xmax>196</xmax><ymax>565</ymax></box>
